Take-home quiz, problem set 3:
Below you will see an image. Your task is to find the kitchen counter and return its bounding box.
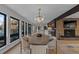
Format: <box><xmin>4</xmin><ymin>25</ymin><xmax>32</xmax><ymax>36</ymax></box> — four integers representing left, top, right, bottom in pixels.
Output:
<box><xmin>29</xmin><ymin>33</ymin><xmax>49</xmax><ymax>45</ymax></box>
<box><xmin>59</xmin><ymin>36</ymin><xmax>79</xmax><ymax>40</ymax></box>
<box><xmin>29</xmin><ymin>36</ymin><xmax>57</xmax><ymax>54</ymax></box>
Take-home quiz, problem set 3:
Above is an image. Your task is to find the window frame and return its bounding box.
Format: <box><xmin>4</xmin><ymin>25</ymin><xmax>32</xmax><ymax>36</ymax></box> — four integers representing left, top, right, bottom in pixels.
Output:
<box><xmin>21</xmin><ymin>21</ymin><xmax>24</xmax><ymax>37</ymax></box>
<box><xmin>64</xmin><ymin>20</ymin><xmax>76</xmax><ymax>37</ymax></box>
<box><xmin>10</xmin><ymin>16</ymin><xmax>19</xmax><ymax>42</ymax></box>
<box><xmin>0</xmin><ymin>12</ymin><xmax>6</xmax><ymax>47</ymax></box>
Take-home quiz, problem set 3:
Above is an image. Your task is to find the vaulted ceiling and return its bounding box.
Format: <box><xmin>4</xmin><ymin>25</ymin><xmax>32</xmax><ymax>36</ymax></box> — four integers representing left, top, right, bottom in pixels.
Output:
<box><xmin>6</xmin><ymin>4</ymin><xmax>77</xmax><ymax>25</ymax></box>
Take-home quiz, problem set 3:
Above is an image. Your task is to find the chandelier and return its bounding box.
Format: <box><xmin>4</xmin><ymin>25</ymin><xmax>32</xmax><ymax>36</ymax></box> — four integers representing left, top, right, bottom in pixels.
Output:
<box><xmin>35</xmin><ymin>8</ymin><xmax>44</xmax><ymax>23</ymax></box>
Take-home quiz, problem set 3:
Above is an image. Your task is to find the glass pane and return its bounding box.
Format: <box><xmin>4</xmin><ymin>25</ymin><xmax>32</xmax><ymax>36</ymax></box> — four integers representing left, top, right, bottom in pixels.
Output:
<box><xmin>25</xmin><ymin>23</ymin><xmax>27</xmax><ymax>35</ymax></box>
<box><xmin>21</xmin><ymin>21</ymin><xmax>24</xmax><ymax>37</ymax></box>
<box><xmin>44</xmin><ymin>26</ymin><xmax>47</xmax><ymax>30</ymax></box>
<box><xmin>28</xmin><ymin>24</ymin><xmax>31</xmax><ymax>35</ymax></box>
<box><xmin>64</xmin><ymin>21</ymin><xmax>76</xmax><ymax>29</ymax></box>
<box><xmin>10</xmin><ymin>17</ymin><xmax>19</xmax><ymax>42</ymax></box>
<box><xmin>64</xmin><ymin>21</ymin><xmax>76</xmax><ymax>37</ymax></box>
<box><xmin>0</xmin><ymin>13</ymin><xmax>6</xmax><ymax>47</ymax></box>
<box><xmin>64</xmin><ymin>29</ymin><xmax>75</xmax><ymax>37</ymax></box>
<box><xmin>38</xmin><ymin>26</ymin><xmax>40</xmax><ymax>30</ymax></box>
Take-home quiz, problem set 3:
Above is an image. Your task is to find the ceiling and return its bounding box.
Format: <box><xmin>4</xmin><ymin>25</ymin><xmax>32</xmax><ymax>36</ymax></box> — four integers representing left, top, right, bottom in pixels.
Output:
<box><xmin>66</xmin><ymin>12</ymin><xmax>79</xmax><ymax>18</ymax></box>
<box><xmin>6</xmin><ymin>4</ymin><xmax>77</xmax><ymax>25</ymax></box>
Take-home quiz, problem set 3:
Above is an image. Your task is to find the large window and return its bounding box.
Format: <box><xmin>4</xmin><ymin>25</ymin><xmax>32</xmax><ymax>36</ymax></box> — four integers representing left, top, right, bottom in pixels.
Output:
<box><xmin>25</xmin><ymin>23</ymin><xmax>27</xmax><ymax>35</ymax></box>
<box><xmin>21</xmin><ymin>21</ymin><xmax>24</xmax><ymax>37</ymax></box>
<box><xmin>28</xmin><ymin>24</ymin><xmax>31</xmax><ymax>35</ymax></box>
<box><xmin>44</xmin><ymin>26</ymin><xmax>47</xmax><ymax>30</ymax></box>
<box><xmin>64</xmin><ymin>21</ymin><xmax>76</xmax><ymax>37</ymax></box>
<box><xmin>0</xmin><ymin>13</ymin><xmax>6</xmax><ymax>47</ymax></box>
<box><xmin>38</xmin><ymin>26</ymin><xmax>40</xmax><ymax>30</ymax></box>
<box><xmin>10</xmin><ymin>17</ymin><xmax>19</xmax><ymax>42</ymax></box>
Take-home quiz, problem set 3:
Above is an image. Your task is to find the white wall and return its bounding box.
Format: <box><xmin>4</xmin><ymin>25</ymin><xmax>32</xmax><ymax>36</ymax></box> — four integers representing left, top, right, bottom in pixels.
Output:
<box><xmin>4</xmin><ymin>43</ymin><xmax>21</xmax><ymax>54</ymax></box>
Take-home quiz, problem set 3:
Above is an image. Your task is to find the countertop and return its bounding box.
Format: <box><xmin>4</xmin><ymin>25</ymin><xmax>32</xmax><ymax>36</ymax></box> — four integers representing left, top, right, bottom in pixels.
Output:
<box><xmin>59</xmin><ymin>36</ymin><xmax>79</xmax><ymax>40</ymax></box>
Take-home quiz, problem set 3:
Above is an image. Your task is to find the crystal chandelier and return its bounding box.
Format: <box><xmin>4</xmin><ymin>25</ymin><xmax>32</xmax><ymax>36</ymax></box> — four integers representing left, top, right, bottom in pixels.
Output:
<box><xmin>35</xmin><ymin>8</ymin><xmax>44</xmax><ymax>23</ymax></box>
